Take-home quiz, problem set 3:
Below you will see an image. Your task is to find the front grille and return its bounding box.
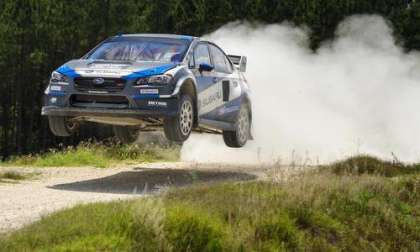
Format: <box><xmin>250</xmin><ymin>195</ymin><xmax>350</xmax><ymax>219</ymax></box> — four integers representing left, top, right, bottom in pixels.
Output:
<box><xmin>74</xmin><ymin>77</ymin><xmax>126</xmax><ymax>92</ymax></box>
<box><xmin>70</xmin><ymin>94</ymin><xmax>129</xmax><ymax>109</ymax></box>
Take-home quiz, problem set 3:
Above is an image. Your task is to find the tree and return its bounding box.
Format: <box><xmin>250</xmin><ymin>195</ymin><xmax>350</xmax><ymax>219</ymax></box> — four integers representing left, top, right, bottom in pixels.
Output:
<box><xmin>0</xmin><ymin>0</ymin><xmax>417</xmax><ymax>159</ymax></box>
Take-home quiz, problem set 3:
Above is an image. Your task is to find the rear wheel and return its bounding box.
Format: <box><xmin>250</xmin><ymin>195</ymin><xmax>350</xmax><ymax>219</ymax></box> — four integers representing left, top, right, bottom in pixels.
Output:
<box><xmin>113</xmin><ymin>126</ymin><xmax>140</xmax><ymax>144</ymax></box>
<box><xmin>48</xmin><ymin>116</ymin><xmax>78</xmax><ymax>137</ymax></box>
<box><xmin>223</xmin><ymin>105</ymin><xmax>250</xmax><ymax>148</ymax></box>
<box><xmin>163</xmin><ymin>95</ymin><xmax>194</xmax><ymax>143</ymax></box>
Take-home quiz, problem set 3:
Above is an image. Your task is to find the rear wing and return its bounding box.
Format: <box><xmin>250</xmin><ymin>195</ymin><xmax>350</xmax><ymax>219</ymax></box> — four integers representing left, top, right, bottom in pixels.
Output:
<box><xmin>228</xmin><ymin>55</ymin><xmax>247</xmax><ymax>72</ymax></box>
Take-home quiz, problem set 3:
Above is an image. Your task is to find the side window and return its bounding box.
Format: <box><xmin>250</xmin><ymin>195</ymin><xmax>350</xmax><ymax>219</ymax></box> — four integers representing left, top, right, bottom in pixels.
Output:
<box><xmin>188</xmin><ymin>53</ymin><xmax>194</xmax><ymax>68</ymax></box>
<box><xmin>225</xmin><ymin>56</ymin><xmax>233</xmax><ymax>73</ymax></box>
<box><xmin>194</xmin><ymin>43</ymin><xmax>211</xmax><ymax>66</ymax></box>
<box><xmin>209</xmin><ymin>44</ymin><xmax>232</xmax><ymax>74</ymax></box>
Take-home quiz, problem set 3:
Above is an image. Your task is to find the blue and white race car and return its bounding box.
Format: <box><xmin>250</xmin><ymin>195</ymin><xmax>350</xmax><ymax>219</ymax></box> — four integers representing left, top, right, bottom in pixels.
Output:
<box><xmin>42</xmin><ymin>34</ymin><xmax>252</xmax><ymax>147</ymax></box>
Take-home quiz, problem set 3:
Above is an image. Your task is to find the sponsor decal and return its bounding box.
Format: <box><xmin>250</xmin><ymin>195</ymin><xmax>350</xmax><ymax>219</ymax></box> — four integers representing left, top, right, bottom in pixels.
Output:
<box><xmin>201</xmin><ymin>89</ymin><xmax>222</xmax><ymax>108</ymax></box>
<box><xmin>140</xmin><ymin>89</ymin><xmax>159</xmax><ymax>94</ymax></box>
<box><xmin>148</xmin><ymin>101</ymin><xmax>167</xmax><ymax>107</ymax></box>
<box><xmin>79</xmin><ymin>69</ymin><xmax>130</xmax><ymax>75</ymax></box>
<box><xmin>88</xmin><ymin>90</ymin><xmax>108</xmax><ymax>94</ymax></box>
<box><xmin>50</xmin><ymin>85</ymin><xmax>62</xmax><ymax>91</ymax></box>
<box><xmin>132</xmin><ymin>94</ymin><xmax>159</xmax><ymax>99</ymax></box>
<box><xmin>198</xmin><ymin>83</ymin><xmax>224</xmax><ymax>115</ymax></box>
<box><xmin>88</xmin><ymin>63</ymin><xmax>130</xmax><ymax>69</ymax></box>
<box><xmin>48</xmin><ymin>91</ymin><xmax>66</xmax><ymax>97</ymax></box>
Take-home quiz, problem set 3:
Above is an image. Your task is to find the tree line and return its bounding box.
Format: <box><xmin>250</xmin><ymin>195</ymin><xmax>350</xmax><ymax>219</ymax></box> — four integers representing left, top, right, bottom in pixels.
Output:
<box><xmin>0</xmin><ymin>0</ymin><xmax>418</xmax><ymax>159</ymax></box>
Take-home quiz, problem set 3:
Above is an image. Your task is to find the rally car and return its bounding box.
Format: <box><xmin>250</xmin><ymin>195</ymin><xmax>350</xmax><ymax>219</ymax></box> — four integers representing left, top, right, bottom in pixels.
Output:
<box><xmin>42</xmin><ymin>34</ymin><xmax>252</xmax><ymax>147</ymax></box>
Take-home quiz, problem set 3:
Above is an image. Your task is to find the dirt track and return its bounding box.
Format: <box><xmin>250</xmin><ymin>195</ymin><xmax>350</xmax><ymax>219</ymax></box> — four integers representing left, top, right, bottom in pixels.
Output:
<box><xmin>0</xmin><ymin>162</ymin><xmax>260</xmax><ymax>234</ymax></box>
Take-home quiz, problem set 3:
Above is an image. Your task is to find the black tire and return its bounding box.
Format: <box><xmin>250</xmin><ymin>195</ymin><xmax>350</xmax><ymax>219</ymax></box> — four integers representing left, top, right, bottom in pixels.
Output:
<box><xmin>223</xmin><ymin>105</ymin><xmax>251</xmax><ymax>148</ymax></box>
<box><xmin>48</xmin><ymin>116</ymin><xmax>78</xmax><ymax>137</ymax></box>
<box><xmin>113</xmin><ymin>126</ymin><xmax>140</xmax><ymax>144</ymax></box>
<box><xmin>163</xmin><ymin>95</ymin><xmax>194</xmax><ymax>142</ymax></box>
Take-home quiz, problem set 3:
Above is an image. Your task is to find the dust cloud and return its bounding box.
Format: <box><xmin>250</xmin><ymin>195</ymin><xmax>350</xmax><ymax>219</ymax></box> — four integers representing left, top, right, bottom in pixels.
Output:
<box><xmin>181</xmin><ymin>15</ymin><xmax>420</xmax><ymax>165</ymax></box>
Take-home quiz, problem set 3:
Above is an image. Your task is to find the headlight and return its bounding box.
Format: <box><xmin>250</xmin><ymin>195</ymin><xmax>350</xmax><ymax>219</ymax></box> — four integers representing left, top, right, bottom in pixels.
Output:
<box><xmin>135</xmin><ymin>74</ymin><xmax>173</xmax><ymax>86</ymax></box>
<box><xmin>50</xmin><ymin>71</ymin><xmax>69</xmax><ymax>84</ymax></box>
<box><xmin>149</xmin><ymin>74</ymin><xmax>172</xmax><ymax>84</ymax></box>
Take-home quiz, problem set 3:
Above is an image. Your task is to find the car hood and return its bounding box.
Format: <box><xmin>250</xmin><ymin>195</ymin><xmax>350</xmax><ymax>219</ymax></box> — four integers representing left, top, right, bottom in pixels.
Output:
<box><xmin>56</xmin><ymin>59</ymin><xmax>178</xmax><ymax>79</ymax></box>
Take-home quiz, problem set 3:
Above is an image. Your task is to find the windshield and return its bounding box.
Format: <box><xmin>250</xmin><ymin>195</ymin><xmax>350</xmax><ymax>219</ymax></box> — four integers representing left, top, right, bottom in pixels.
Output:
<box><xmin>87</xmin><ymin>37</ymin><xmax>191</xmax><ymax>63</ymax></box>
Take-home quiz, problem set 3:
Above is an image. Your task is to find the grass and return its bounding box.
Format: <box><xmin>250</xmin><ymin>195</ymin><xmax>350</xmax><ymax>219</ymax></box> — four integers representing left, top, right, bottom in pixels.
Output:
<box><xmin>0</xmin><ymin>142</ymin><xmax>180</xmax><ymax>168</ymax></box>
<box><xmin>0</xmin><ymin>171</ymin><xmax>37</xmax><ymax>183</ymax></box>
<box><xmin>0</xmin><ymin>155</ymin><xmax>419</xmax><ymax>251</ymax></box>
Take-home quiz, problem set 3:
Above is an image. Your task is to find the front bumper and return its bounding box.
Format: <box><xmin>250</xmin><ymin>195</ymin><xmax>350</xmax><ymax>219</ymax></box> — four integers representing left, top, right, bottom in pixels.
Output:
<box><xmin>41</xmin><ymin>106</ymin><xmax>177</xmax><ymax>118</ymax></box>
<box><xmin>42</xmin><ymin>90</ymin><xmax>180</xmax><ymax>120</ymax></box>
<box><xmin>42</xmin><ymin>74</ymin><xmax>181</xmax><ymax>120</ymax></box>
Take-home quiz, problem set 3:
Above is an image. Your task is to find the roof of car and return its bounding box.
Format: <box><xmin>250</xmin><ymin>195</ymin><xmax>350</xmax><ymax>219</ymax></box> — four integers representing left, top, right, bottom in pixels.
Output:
<box><xmin>119</xmin><ymin>33</ymin><xmax>197</xmax><ymax>41</ymax></box>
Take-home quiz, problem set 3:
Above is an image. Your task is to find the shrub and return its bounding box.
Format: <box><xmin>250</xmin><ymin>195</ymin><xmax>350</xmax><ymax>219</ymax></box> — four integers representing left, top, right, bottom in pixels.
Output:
<box><xmin>323</xmin><ymin>155</ymin><xmax>420</xmax><ymax>177</ymax></box>
<box><xmin>165</xmin><ymin>204</ymin><xmax>226</xmax><ymax>252</ymax></box>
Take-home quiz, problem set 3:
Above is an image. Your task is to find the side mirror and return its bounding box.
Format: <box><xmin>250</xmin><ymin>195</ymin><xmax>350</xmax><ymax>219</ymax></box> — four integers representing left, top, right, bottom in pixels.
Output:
<box><xmin>199</xmin><ymin>63</ymin><xmax>214</xmax><ymax>73</ymax></box>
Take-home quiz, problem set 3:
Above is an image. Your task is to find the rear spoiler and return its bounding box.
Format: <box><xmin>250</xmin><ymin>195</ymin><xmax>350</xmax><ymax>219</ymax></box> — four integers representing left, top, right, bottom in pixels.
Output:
<box><xmin>228</xmin><ymin>55</ymin><xmax>247</xmax><ymax>72</ymax></box>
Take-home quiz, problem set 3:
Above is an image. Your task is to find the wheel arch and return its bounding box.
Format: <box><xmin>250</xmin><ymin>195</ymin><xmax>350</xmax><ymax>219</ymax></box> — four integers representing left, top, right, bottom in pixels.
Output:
<box><xmin>178</xmin><ymin>77</ymin><xmax>198</xmax><ymax>127</ymax></box>
<box><xmin>241</xmin><ymin>94</ymin><xmax>253</xmax><ymax>123</ymax></box>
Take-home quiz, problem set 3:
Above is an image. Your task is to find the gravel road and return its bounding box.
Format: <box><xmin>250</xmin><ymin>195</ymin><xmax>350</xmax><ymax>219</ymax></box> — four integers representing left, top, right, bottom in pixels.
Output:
<box><xmin>0</xmin><ymin>162</ymin><xmax>259</xmax><ymax>234</ymax></box>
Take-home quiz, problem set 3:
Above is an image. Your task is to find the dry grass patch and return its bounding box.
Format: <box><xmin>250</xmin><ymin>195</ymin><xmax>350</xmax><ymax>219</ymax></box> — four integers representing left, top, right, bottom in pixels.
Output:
<box><xmin>0</xmin><ymin>155</ymin><xmax>419</xmax><ymax>251</ymax></box>
<box><xmin>0</xmin><ymin>171</ymin><xmax>38</xmax><ymax>183</ymax></box>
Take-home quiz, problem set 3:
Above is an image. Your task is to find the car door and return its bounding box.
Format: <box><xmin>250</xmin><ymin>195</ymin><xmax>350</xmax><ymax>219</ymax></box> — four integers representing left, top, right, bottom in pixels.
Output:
<box><xmin>192</xmin><ymin>42</ymin><xmax>214</xmax><ymax>91</ymax></box>
<box><xmin>207</xmin><ymin>43</ymin><xmax>241</xmax><ymax>123</ymax></box>
<box><xmin>191</xmin><ymin>42</ymin><xmax>222</xmax><ymax>120</ymax></box>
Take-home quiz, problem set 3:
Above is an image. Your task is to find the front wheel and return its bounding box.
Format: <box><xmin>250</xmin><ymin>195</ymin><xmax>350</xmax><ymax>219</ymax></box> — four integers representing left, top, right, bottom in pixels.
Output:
<box><xmin>48</xmin><ymin>116</ymin><xmax>78</xmax><ymax>137</ymax></box>
<box><xmin>223</xmin><ymin>105</ymin><xmax>251</xmax><ymax>148</ymax></box>
<box><xmin>163</xmin><ymin>95</ymin><xmax>194</xmax><ymax>143</ymax></box>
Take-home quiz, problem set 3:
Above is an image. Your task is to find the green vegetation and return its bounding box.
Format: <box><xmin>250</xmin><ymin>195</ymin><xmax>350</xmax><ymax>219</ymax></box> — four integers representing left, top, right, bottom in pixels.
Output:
<box><xmin>322</xmin><ymin>155</ymin><xmax>420</xmax><ymax>177</ymax></box>
<box><xmin>0</xmin><ymin>171</ymin><xmax>37</xmax><ymax>183</ymax></box>
<box><xmin>1</xmin><ymin>155</ymin><xmax>419</xmax><ymax>251</ymax></box>
<box><xmin>0</xmin><ymin>142</ymin><xmax>180</xmax><ymax>168</ymax></box>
